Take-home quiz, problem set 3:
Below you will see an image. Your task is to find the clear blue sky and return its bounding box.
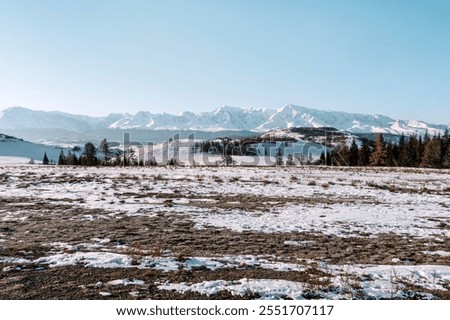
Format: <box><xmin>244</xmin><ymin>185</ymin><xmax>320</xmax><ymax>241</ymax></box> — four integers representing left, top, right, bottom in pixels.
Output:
<box><xmin>0</xmin><ymin>0</ymin><xmax>449</xmax><ymax>123</ymax></box>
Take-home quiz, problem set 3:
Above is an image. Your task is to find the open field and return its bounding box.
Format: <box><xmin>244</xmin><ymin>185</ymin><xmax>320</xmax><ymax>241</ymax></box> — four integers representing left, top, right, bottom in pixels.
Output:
<box><xmin>0</xmin><ymin>165</ymin><xmax>449</xmax><ymax>299</ymax></box>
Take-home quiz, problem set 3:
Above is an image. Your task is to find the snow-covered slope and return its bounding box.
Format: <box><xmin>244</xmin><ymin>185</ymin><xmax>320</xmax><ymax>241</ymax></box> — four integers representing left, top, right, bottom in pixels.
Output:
<box><xmin>0</xmin><ymin>105</ymin><xmax>448</xmax><ymax>136</ymax></box>
<box><xmin>0</xmin><ymin>133</ymin><xmax>65</xmax><ymax>162</ymax></box>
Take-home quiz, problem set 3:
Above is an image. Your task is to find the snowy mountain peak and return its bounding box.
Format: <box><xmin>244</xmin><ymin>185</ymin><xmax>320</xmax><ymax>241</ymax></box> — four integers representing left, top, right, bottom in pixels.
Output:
<box><xmin>213</xmin><ymin>105</ymin><xmax>243</xmax><ymax>115</ymax></box>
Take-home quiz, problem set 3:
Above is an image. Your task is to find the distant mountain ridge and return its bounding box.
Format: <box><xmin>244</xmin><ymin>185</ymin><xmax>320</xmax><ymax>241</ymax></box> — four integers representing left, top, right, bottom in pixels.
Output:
<box><xmin>0</xmin><ymin>105</ymin><xmax>448</xmax><ymax>136</ymax></box>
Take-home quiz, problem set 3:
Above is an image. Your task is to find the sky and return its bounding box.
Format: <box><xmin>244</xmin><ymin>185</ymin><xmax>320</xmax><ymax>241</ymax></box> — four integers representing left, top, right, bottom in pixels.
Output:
<box><xmin>0</xmin><ymin>0</ymin><xmax>449</xmax><ymax>123</ymax></box>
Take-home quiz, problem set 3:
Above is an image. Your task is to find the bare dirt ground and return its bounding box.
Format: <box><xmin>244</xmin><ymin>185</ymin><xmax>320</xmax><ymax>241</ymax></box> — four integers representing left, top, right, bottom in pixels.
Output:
<box><xmin>0</xmin><ymin>165</ymin><xmax>449</xmax><ymax>299</ymax></box>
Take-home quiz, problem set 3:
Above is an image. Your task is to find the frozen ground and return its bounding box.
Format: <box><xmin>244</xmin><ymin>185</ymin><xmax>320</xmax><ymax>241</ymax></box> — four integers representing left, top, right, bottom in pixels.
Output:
<box><xmin>0</xmin><ymin>165</ymin><xmax>449</xmax><ymax>299</ymax></box>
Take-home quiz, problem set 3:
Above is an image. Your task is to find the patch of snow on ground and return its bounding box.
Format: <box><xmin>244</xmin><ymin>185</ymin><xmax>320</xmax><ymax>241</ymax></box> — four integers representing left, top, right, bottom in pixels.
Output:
<box><xmin>330</xmin><ymin>264</ymin><xmax>450</xmax><ymax>299</ymax></box>
<box><xmin>0</xmin><ymin>257</ymin><xmax>32</xmax><ymax>264</ymax></box>
<box><xmin>158</xmin><ymin>278</ymin><xmax>305</xmax><ymax>300</ymax></box>
<box><xmin>284</xmin><ymin>240</ymin><xmax>315</xmax><ymax>246</ymax></box>
<box><xmin>108</xmin><ymin>279</ymin><xmax>145</xmax><ymax>286</ymax></box>
<box><xmin>30</xmin><ymin>251</ymin><xmax>306</xmax><ymax>272</ymax></box>
<box><xmin>34</xmin><ymin>252</ymin><xmax>132</xmax><ymax>268</ymax></box>
<box><xmin>159</xmin><ymin>264</ymin><xmax>450</xmax><ymax>300</ymax></box>
<box><xmin>99</xmin><ymin>292</ymin><xmax>112</xmax><ymax>296</ymax></box>
<box><xmin>422</xmin><ymin>251</ymin><xmax>450</xmax><ymax>257</ymax></box>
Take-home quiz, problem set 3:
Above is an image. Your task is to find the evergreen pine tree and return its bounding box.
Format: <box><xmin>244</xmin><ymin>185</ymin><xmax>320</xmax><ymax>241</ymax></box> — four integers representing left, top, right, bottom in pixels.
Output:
<box><xmin>423</xmin><ymin>130</ymin><xmax>430</xmax><ymax>145</ymax></box>
<box><xmin>405</xmin><ymin>134</ymin><xmax>419</xmax><ymax>167</ymax></box>
<box><xmin>442</xmin><ymin>129</ymin><xmax>450</xmax><ymax>167</ymax></box>
<box><xmin>417</xmin><ymin>135</ymin><xmax>424</xmax><ymax>165</ymax></box>
<box><xmin>66</xmin><ymin>151</ymin><xmax>77</xmax><ymax>165</ymax></box>
<box><xmin>439</xmin><ymin>133</ymin><xmax>446</xmax><ymax>166</ymax></box>
<box><xmin>58</xmin><ymin>150</ymin><xmax>66</xmax><ymax>165</ymax></box>
<box><xmin>349</xmin><ymin>139</ymin><xmax>359</xmax><ymax>166</ymax></box>
<box><xmin>80</xmin><ymin>142</ymin><xmax>97</xmax><ymax>166</ymax></box>
<box><xmin>358</xmin><ymin>139</ymin><xmax>371</xmax><ymax>166</ymax></box>
<box><xmin>421</xmin><ymin>137</ymin><xmax>442</xmax><ymax>168</ymax></box>
<box><xmin>385</xmin><ymin>142</ymin><xmax>396</xmax><ymax>167</ymax></box>
<box><xmin>442</xmin><ymin>142</ymin><xmax>450</xmax><ymax>168</ymax></box>
<box><xmin>325</xmin><ymin>151</ymin><xmax>332</xmax><ymax>166</ymax></box>
<box><xmin>444</xmin><ymin>129</ymin><xmax>450</xmax><ymax>140</ymax></box>
<box><xmin>100</xmin><ymin>138</ymin><xmax>110</xmax><ymax>165</ymax></box>
<box><xmin>369</xmin><ymin>133</ymin><xmax>387</xmax><ymax>166</ymax></box>
<box><xmin>398</xmin><ymin>133</ymin><xmax>408</xmax><ymax>166</ymax></box>
<box><xmin>42</xmin><ymin>152</ymin><xmax>49</xmax><ymax>165</ymax></box>
<box><xmin>319</xmin><ymin>151</ymin><xmax>326</xmax><ymax>165</ymax></box>
<box><xmin>391</xmin><ymin>143</ymin><xmax>400</xmax><ymax>166</ymax></box>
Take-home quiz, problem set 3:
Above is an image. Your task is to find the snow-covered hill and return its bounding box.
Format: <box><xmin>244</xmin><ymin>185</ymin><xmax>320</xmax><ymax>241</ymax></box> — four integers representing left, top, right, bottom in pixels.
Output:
<box><xmin>0</xmin><ymin>133</ymin><xmax>66</xmax><ymax>163</ymax></box>
<box><xmin>0</xmin><ymin>105</ymin><xmax>448</xmax><ymax>136</ymax></box>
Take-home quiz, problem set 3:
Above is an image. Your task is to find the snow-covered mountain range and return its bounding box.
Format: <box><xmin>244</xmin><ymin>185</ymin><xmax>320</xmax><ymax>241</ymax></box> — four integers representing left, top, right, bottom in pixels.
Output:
<box><xmin>0</xmin><ymin>105</ymin><xmax>448</xmax><ymax>136</ymax></box>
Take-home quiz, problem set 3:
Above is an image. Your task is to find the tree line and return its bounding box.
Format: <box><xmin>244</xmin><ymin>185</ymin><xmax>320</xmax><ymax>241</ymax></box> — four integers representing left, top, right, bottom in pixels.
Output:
<box><xmin>42</xmin><ymin>139</ymin><xmax>159</xmax><ymax>167</ymax></box>
<box><xmin>41</xmin><ymin>130</ymin><xmax>450</xmax><ymax>169</ymax></box>
<box><xmin>321</xmin><ymin>130</ymin><xmax>450</xmax><ymax>168</ymax></box>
